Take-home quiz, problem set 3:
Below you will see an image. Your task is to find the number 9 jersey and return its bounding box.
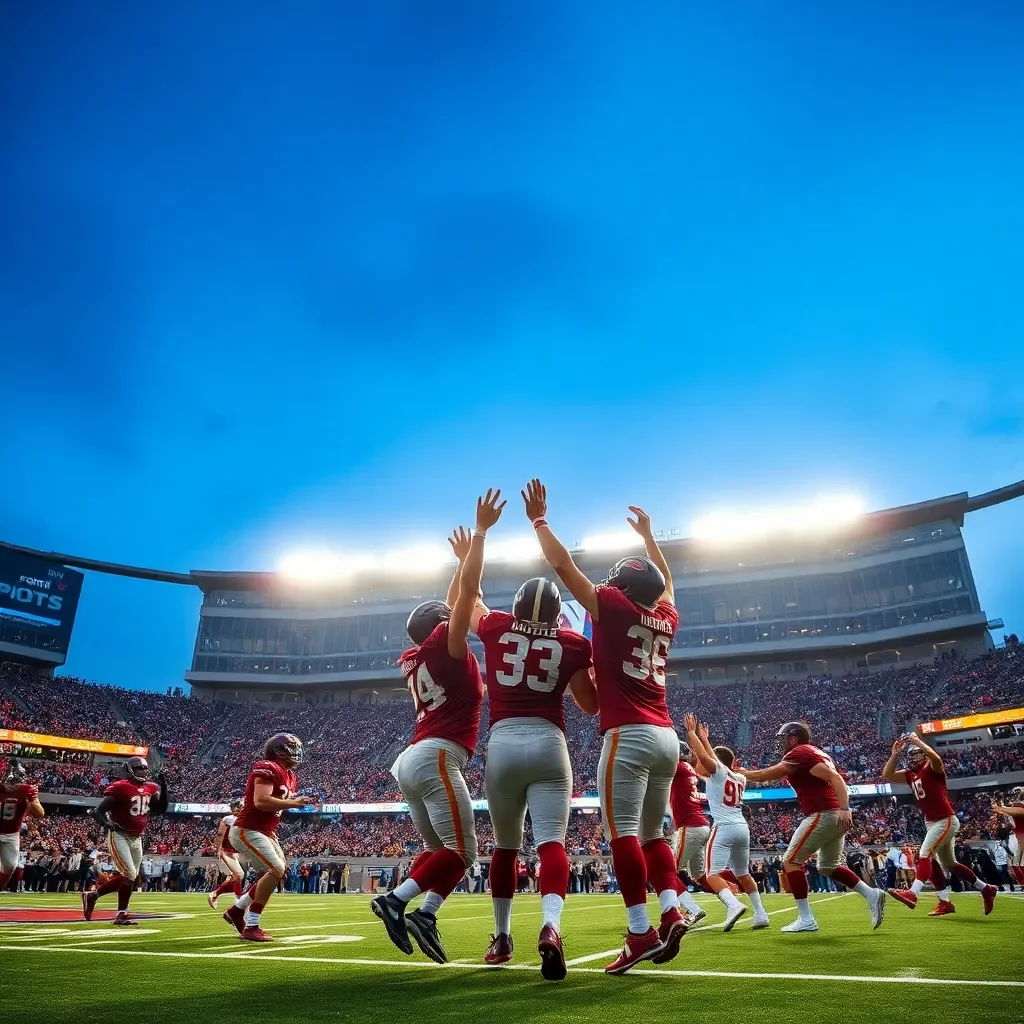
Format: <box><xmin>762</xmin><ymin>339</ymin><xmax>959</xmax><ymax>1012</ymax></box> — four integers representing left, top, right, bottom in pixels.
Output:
<box><xmin>399</xmin><ymin>621</ymin><xmax>484</xmax><ymax>757</ymax></box>
<box><xmin>476</xmin><ymin>610</ymin><xmax>593</xmax><ymax>732</ymax></box>
<box><xmin>593</xmin><ymin>585</ymin><xmax>679</xmax><ymax>733</ymax></box>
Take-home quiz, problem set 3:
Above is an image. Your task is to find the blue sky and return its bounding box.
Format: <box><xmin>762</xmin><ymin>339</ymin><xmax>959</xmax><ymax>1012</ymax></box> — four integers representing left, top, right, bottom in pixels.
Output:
<box><xmin>1</xmin><ymin>2</ymin><xmax>1021</xmax><ymax>691</ymax></box>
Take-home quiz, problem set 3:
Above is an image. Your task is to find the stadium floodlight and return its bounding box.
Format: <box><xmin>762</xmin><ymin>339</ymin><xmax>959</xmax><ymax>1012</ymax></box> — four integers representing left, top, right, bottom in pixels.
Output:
<box><xmin>580</xmin><ymin>530</ymin><xmax>644</xmax><ymax>552</ymax></box>
<box><xmin>278</xmin><ymin>550</ymin><xmax>377</xmax><ymax>582</ymax></box>
<box><xmin>379</xmin><ymin>544</ymin><xmax>451</xmax><ymax>575</ymax></box>
<box><xmin>690</xmin><ymin>495</ymin><xmax>865</xmax><ymax>544</ymax></box>
<box><xmin>487</xmin><ymin>535</ymin><xmax>541</xmax><ymax>562</ymax></box>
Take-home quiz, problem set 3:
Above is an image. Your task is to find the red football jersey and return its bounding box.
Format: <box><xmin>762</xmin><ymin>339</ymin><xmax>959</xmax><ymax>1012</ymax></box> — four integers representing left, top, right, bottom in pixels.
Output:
<box><xmin>670</xmin><ymin>760</ymin><xmax>709</xmax><ymax>828</ymax></box>
<box><xmin>234</xmin><ymin>761</ymin><xmax>297</xmax><ymax>837</ymax></box>
<box><xmin>781</xmin><ymin>744</ymin><xmax>842</xmax><ymax>816</ymax></box>
<box><xmin>476</xmin><ymin>610</ymin><xmax>593</xmax><ymax>732</ymax></box>
<box><xmin>103</xmin><ymin>779</ymin><xmax>161</xmax><ymax>837</ymax></box>
<box><xmin>905</xmin><ymin>761</ymin><xmax>954</xmax><ymax>821</ymax></box>
<box><xmin>592</xmin><ymin>586</ymin><xmax>678</xmax><ymax>733</ymax></box>
<box><xmin>0</xmin><ymin>782</ymin><xmax>37</xmax><ymax>835</ymax></box>
<box><xmin>399</xmin><ymin>622</ymin><xmax>484</xmax><ymax>755</ymax></box>
<box><xmin>1011</xmin><ymin>801</ymin><xmax>1024</xmax><ymax>837</ymax></box>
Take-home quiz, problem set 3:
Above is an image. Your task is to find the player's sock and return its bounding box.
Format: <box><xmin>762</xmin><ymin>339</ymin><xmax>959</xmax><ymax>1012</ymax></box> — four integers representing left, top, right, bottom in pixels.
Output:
<box><xmin>914</xmin><ymin>856</ymin><xmax>933</xmax><ymax>888</ymax></box>
<box><xmin>795</xmin><ymin>897</ymin><xmax>814</xmax><ymax>921</ymax></box>
<box><xmin>541</xmin><ymin>894</ymin><xmax>564</xmax><ymax>931</ymax></box>
<box><xmin>421</xmin><ymin>891</ymin><xmax>445</xmax><ymax>916</ymax></box>
<box><xmin>391</xmin><ymin>878</ymin><xmax>422</xmax><ymax>903</ymax></box>
<box><xmin>213</xmin><ymin>878</ymin><xmax>237</xmax><ymax>898</ymax></box>
<box><xmin>234</xmin><ymin>892</ymin><xmax>253</xmax><ymax>911</ymax></box>
<box><xmin>488</xmin><ymin>847</ymin><xmax>517</xmax><ymax>934</ymax></box>
<box><xmin>411</xmin><ymin>848</ymin><xmax>468</xmax><ymax>900</ymax></box>
<box><xmin>611</xmin><ymin>836</ymin><xmax>650</xmax><ymax>930</ymax></box>
<box><xmin>786</xmin><ymin>869</ymin><xmax>809</xmax><ymax>901</ymax></box>
<box><xmin>716</xmin><ymin>885</ymin><xmax>743</xmax><ymax>911</ymax></box>
<box><xmin>748</xmin><ymin>888</ymin><xmax>766</xmax><ymax>916</ymax></box>
<box><xmin>641</xmin><ymin>838</ymin><xmax>679</xmax><ymax>911</ymax></box>
<box><xmin>678</xmin><ymin>890</ymin><xmax>702</xmax><ymax>916</ymax></box>
<box><xmin>245</xmin><ymin>902</ymin><xmax>265</xmax><ymax>927</ymax></box>
<box><xmin>94</xmin><ymin>874</ymin><xmax>124</xmax><ymax>899</ymax></box>
<box><xmin>538</xmin><ymin>842</ymin><xmax>570</xmax><ymax>901</ymax></box>
<box><xmin>492</xmin><ymin>897</ymin><xmax>512</xmax><ymax>934</ymax></box>
<box><xmin>694</xmin><ymin>874</ymin><xmax>714</xmax><ymax>894</ymax></box>
<box><xmin>233</xmin><ymin>880</ymin><xmax>243</xmax><ymax>898</ymax></box>
<box><xmin>830</xmin><ymin>865</ymin><xmax>871</xmax><ymax>897</ymax></box>
<box><xmin>910</xmin><ymin>880</ymin><xmax>925</xmax><ymax>895</ymax></box>
<box><xmin>117</xmin><ymin>880</ymin><xmax>133</xmax><ymax>912</ymax></box>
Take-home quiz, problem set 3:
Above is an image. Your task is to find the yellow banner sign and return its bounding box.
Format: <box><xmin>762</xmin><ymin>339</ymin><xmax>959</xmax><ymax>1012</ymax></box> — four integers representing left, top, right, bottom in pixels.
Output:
<box><xmin>0</xmin><ymin>728</ymin><xmax>148</xmax><ymax>757</ymax></box>
<box><xmin>918</xmin><ymin>707</ymin><xmax>1024</xmax><ymax>735</ymax></box>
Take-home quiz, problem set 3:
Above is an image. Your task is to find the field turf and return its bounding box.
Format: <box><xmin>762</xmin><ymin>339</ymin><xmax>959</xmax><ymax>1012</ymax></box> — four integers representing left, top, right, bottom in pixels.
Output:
<box><xmin>1</xmin><ymin>890</ymin><xmax>1021</xmax><ymax>1023</ymax></box>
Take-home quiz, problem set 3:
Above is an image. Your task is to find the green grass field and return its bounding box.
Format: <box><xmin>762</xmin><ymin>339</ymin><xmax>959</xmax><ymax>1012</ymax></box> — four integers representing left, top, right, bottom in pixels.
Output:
<box><xmin>1</xmin><ymin>890</ymin><xmax>1021</xmax><ymax>1023</ymax></box>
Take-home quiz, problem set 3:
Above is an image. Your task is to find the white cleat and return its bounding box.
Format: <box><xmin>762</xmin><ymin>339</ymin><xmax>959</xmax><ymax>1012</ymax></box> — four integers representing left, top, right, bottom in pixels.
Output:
<box><xmin>869</xmin><ymin>888</ymin><xmax>886</xmax><ymax>930</ymax></box>
<box><xmin>686</xmin><ymin>908</ymin><xmax>707</xmax><ymax>926</ymax></box>
<box><xmin>723</xmin><ymin>904</ymin><xmax>747</xmax><ymax>932</ymax></box>
<box><xmin>750</xmin><ymin>914</ymin><xmax>771</xmax><ymax>930</ymax></box>
<box><xmin>781</xmin><ymin>917</ymin><xmax>819</xmax><ymax>933</ymax></box>
<box><xmin>207</xmin><ymin>894</ymin><xmax>218</xmax><ymax>910</ymax></box>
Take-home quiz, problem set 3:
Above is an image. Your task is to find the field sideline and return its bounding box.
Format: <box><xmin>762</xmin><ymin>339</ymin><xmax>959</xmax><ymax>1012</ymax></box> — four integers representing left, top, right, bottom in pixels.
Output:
<box><xmin>1</xmin><ymin>890</ymin><xmax>1021</xmax><ymax>1023</ymax></box>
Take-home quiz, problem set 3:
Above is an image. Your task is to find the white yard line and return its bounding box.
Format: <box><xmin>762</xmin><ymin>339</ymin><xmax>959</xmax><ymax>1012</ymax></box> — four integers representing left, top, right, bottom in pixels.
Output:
<box><xmin>0</xmin><ymin>943</ymin><xmax>1021</xmax><ymax>987</ymax></box>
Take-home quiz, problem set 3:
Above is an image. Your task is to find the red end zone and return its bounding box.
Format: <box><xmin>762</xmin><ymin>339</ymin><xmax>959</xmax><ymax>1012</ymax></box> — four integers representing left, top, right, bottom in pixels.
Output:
<box><xmin>0</xmin><ymin>909</ymin><xmax>178</xmax><ymax>924</ymax></box>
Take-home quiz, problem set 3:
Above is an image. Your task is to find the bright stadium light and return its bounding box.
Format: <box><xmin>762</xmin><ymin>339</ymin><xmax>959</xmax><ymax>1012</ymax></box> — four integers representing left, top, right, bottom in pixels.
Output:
<box><xmin>380</xmin><ymin>544</ymin><xmax>451</xmax><ymax>575</ymax></box>
<box><xmin>278</xmin><ymin>550</ymin><xmax>377</xmax><ymax>582</ymax></box>
<box><xmin>487</xmin><ymin>535</ymin><xmax>541</xmax><ymax>562</ymax></box>
<box><xmin>580</xmin><ymin>530</ymin><xmax>644</xmax><ymax>552</ymax></box>
<box><xmin>690</xmin><ymin>494</ymin><xmax>866</xmax><ymax>544</ymax></box>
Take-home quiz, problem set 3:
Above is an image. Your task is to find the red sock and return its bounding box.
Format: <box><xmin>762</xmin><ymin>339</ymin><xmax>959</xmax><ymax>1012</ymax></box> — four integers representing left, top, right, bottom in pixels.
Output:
<box><xmin>951</xmin><ymin>862</ymin><xmax>978</xmax><ymax>885</ymax></box>
<box><xmin>610</xmin><ymin>836</ymin><xmax>648</xmax><ymax>910</ymax></box>
<box><xmin>233</xmin><ymin>880</ymin><xmax>243</xmax><ymax>898</ymax></box>
<box><xmin>694</xmin><ymin>873</ymin><xmax>714</xmax><ymax>894</ymax></box>
<box><xmin>829</xmin><ymin>865</ymin><xmax>862</xmax><ymax>890</ymax></box>
<box><xmin>1012</xmin><ymin>867</ymin><xmax>1024</xmax><ymax>886</ymax></box>
<box><xmin>410</xmin><ymin>850</ymin><xmax>433</xmax><ymax>875</ymax></box>
<box><xmin>488</xmin><ymin>848</ymin><xmax>517</xmax><ymax>899</ymax></box>
<box><xmin>786</xmin><ymin>869</ymin><xmax>809</xmax><ymax>900</ymax></box>
<box><xmin>95</xmin><ymin>874</ymin><xmax>125</xmax><ymax>898</ymax></box>
<box><xmin>249</xmin><ymin>901</ymin><xmax>265</xmax><ymax>915</ymax></box>
<box><xmin>719</xmin><ymin>869</ymin><xmax>739</xmax><ymax>887</ymax></box>
<box><xmin>246</xmin><ymin>879</ymin><xmax>261</xmax><ymax>899</ymax></box>
<box><xmin>117</xmin><ymin>880</ymin><xmax>133</xmax><ymax>912</ymax></box>
<box><xmin>213</xmin><ymin>878</ymin><xmax>237</xmax><ymax>898</ymax></box>
<box><xmin>412</xmin><ymin>848</ymin><xmax>467</xmax><ymax>900</ymax></box>
<box><xmin>538</xmin><ymin>842</ymin><xmax>570</xmax><ymax>898</ymax></box>
<box><xmin>914</xmin><ymin>856</ymin><xmax>933</xmax><ymax>884</ymax></box>
<box><xmin>931</xmin><ymin>865</ymin><xmax>947</xmax><ymax>891</ymax></box>
<box><xmin>0</xmin><ymin>871</ymin><xmax>11</xmax><ymax>891</ymax></box>
<box><xmin>641</xmin><ymin>837</ymin><xmax>677</xmax><ymax>896</ymax></box>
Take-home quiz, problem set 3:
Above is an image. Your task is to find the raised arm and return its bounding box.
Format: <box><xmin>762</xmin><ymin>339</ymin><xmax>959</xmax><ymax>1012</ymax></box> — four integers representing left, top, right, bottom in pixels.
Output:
<box><xmin>448</xmin><ymin>489</ymin><xmax>505</xmax><ymax>658</ymax></box>
<box><xmin>446</xmin><ymin>526</ymin><xmax>489</xmax><ymax>634</ymax></box>
<box><xmin>881</xmin><ymin>736</ymin><xmax>910</xmax><ymax>784</ymax></box>
<box><xmin>683</xmin><ymin>714</ymin><xmax>718</xmax><ymax>775</ymax></box>
<box><xmin>810</xmin><ymin>762</ymin><xmax>852</xmax><ymax>830</ymax></box>
<box><xmin>152</xmin><ymin>772</ymin><xmax>169</xmax><ymax>816</ymax></box>
<box><xmin>907</xmin><ymin>731</ymin><xmax>944</xmax><ymax>774</ymax></box>
<box><xmin>522</xmin><ymin>479</ymin><xmax>598</xmax><ymax>618</ymax></box>
<box><xmin>992</xmin><ymin>802</ymin><xmax>1024</xmax><ymax>820</ymax></box>
<box><xmin>627</xmin><ymin>506</ymin><xmax>673</xmax><ymax>605</ymax></box>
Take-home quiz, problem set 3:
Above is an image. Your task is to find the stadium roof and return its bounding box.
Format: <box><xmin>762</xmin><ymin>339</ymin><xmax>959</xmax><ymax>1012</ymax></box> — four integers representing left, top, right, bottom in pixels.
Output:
<box><xmin>3</xmin><ymin>477</ymin><xmax>1023</xmax><ymax>591</ymax></box>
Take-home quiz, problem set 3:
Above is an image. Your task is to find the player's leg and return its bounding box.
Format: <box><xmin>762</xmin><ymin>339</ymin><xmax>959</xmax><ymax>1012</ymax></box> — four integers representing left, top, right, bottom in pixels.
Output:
<box><xmin>210</xmin><ymin>854</ymin><xmax>244</xmax><ymax>906</ymax></box>
<box><xmin>816</xmin><ymin>818</ymin><xmax>885</xmax><ymax>929</ymax></box>
<box><xmin>780</xmin><ymin>815</ymin><xmax>823</xmax><ymax>931</ymax></box>
<box><xmin>901</xmin><ymin>818</ymin><xmax>950</xmax><ymax>904</ymax></box>
<box><xmin>731</xmin><ymin>829</ymin><xmax>768</xmax><ymax>928</ymax></box>
<box><xmin>639</xmin><ymin>727</ymin><xmax>682</xmax><ymax>924</ymax></box>
<box><xmin>940</xmin><ymin>818</ymin><xmax>995</xmax><ymax>911</ymax></box>
<box><xmin>0</xmin><ymin>835</ymin><xmax>18</xmax><ymax>891</ymax></box>
<box><xmin>226</xmin><ymin>829</ymin><xmax>286</xmax><ymax>939</ymax></box>
<box><xmin>484</xmin><ymin>730</ymin><xmax>528</xmax><ymax>962</ymax></box>
<box><xmin>704</xmin><ymin>825</ymin><xmax>748</xmax><ymax>930</ymax></box>
<box><xmin>677</xmin><ymin>827</ymin><xmax>709</xmax><ymax>920</ymax></box>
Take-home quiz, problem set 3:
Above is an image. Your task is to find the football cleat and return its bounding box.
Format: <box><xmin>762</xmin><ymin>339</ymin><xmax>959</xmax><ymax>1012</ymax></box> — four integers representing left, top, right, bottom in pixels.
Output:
<box><xmin>537</xmin><ymin>925</ymin><xmax>566</xmax><ymax>982</ymax></box>
<box><xmin>207</xmin><ymin>894</ymin><xmax>218</xmax><ymax>910</ymax></box>
<box><xmin>869</xmin><ymin>888</ymin><xmax>887</xmax><ymax>929</ymax></box>
<box><xmin>81</xmin><ymin>891</ymin><xmax>97</xmax><ymax>922</ymax></box>
<box><xmin>240</xmin><ymin>925</ymin><xmax>274</xmax><ymax>942</ymax></box>
<box><xmin>981</xmin><ymin>884</ymin><xmax>996</xmax><ymax>916</ymax></box>
<box><xmin>407</xmin><ymin>909</ymin><xmax>447</xmax><ymax>964</ymax></box>
<box><xmin>685</xmin><ymin>908</ymin><xmax>707</xmax><ymax>926</ymax></box>
<box><xmin>750</xmin><ymin>914</ymin><xmax>771</xmax><ymax>930</ymax></box>
<box><xmin>887</xmin><ymin>888</ymin><xmax>918</xmax><ymax>910</ymax></box>
<box><xmin>604</xmin><ymin>928</ymin><xmax>664</xmax><ymax>975</ymax></box>
<box><xmin>928</xmin><ymin>900</ymin><xmax>956</xmax><ymax>917</ymax></box>
<box><xmin>484</xmin><ymin>932</ymin><xmax>513</xmax><ymax>965</ymax></box>
<box><xmin>781</xmin><ymin>918</ymin><xmax>819</xmax><ymax>933</ymax></box>
<box><xmin>112</xmin><ymin>913</ymin><xmax>138</xmax><ymax>927</ymax></box>
<box><xmin>723</xmin><ymin>903</ymin><xmax>747</xmax><ymax>933</ymax></box>
<box><xmin>371</xmin><ymin>894</ymin><xmax>413</xmax><ymax>955</ymax></box>
<box><xmin>223</xmin><ymin>905</ymin><xmax>246</xmax><ymax>935</ymax></box>
<box><xmin>651</xmin><ymin>908</ymin><xmax>687</xmax><ymax>964</ymax></box>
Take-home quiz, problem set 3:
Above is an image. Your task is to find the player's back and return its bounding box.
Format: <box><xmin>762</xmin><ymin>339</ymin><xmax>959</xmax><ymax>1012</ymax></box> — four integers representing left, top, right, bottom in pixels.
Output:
<box><xmin>477</xmin><ymin>610</ymin><xmax>593</xmax><ymax>732</ymax></box>
<box><xmin>704</xmin><ymin>761</ymin><xmax>747</xmax><ymax>826</ymax></box>
<box><xmin>906</xmin><ymin>762</ymin><xmax>954</xmax><ymax>820</ymax></box>
<box><xmin>0</xmin><ymin>783</ymin><xmax>33</xmax><ymax>834</ymax></box>
<box><xmin>104</xmin><ymin>779</ymin><xmax>160</xmax><ymax>836</ymax></box>
<box><xmin>670</xmin><ymin>760</ymin><xmax>708</xmax><ymax>828</ymax></box>
<box><xmin>235</xmin><ymin>760</ymin><xmax>296</xmax><ymax>836</ymax></box>
<box><xmin>781</xmin><ymin>744</ymin><xmax>841</xmax><ymax>816</ymax></box>
<box><xmin>592</xmin><ymin>585</ymin><xmax>678</xmax><ymax>732</ymax></box>
<box><xmin>399</xmin><ymin>621</ymin><xmax>484</xmax><ymax>755</ymax></box>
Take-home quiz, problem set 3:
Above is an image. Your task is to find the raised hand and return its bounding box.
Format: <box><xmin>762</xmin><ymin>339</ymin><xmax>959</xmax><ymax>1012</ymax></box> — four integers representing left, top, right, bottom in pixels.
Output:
<box><xmin>683</xmin><ymin>712</ymin><xmax>697</xmax><ymax>733</ymax></box>
<box><xmin>627</xmin><ymin>505</ymin><xmax>653</xmax><ymax>538</ymax></box>
<box><xmin>891</xmin><ymin>736</ymin><xmax>906</xmax><ymax>755</ymax></box>
<box><xmin>521</xmin><ymin>479</ymin><xmax>547</xmax><ymax>521</ymax></box>
<box><xmin>698</xmin><ymin>722</ymin><xmax>709</xmax><ymax>742</ymax></box>
<box><xmin>448</xmin><ymin>526</ymin><xmax>472</xmax><ymax>561</ymax></box>
<box><xmin>476</xmin><ymin>488</ymin><xmax>507</xmax><ymax>531</ymax></box>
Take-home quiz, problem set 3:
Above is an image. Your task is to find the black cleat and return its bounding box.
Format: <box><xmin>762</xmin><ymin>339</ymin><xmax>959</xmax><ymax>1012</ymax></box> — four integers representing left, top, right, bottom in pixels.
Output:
<box><xmin>407</xmin><ymin>908</ymin><xmax>447</xmax><ymax>964</ymax></box>
<box><xmin>371</xmin><ymin>893</ymin><xmax>413</xmax><ymax>955</ymax></box>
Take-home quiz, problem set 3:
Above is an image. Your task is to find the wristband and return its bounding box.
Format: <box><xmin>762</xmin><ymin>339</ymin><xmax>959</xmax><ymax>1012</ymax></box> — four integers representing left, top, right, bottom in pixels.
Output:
<box><xmin>532</xmin><ymin>518</ymin><xmax>548</xmax><ymax>530</ymax></box>
<box><xmin>473</xmin><ymin>529</ymin><xmax>487</xmax><ymax>538</ymax></box>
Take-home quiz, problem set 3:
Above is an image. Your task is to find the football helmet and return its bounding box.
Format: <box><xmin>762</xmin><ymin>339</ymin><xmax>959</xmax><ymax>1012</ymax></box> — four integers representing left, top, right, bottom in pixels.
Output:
<box><xmin>124</xmin><ymin>756</ymin><xmax>151</xmax><ymax>783</ymax></box>
<box><xmin>678</xmin><ymin>739</ymin><xmax>693</xmax><ymax>762</ymax></box>
<box><xmin>264</xmin><ymin>732</ymin><xmax>304</xmax><ymax>767</ymax></box>
<box><xmin>3</xmin><ymin>759</ymin><xmax>27</xmax><ymax>786</ymax></box>
<box><xmin>1009</xmin><ymin>785</ymin><xmax>1024</xmax><ymax>803</ymax></box>
<box><xmin>513</xmin><ymin>577</ymin><xmax>561</xmax><ymax>626</ymax></box>
<box><xmin>905</xmin><ymin>744</ymin><xmax>926</xmax><ymax>770</ymax></box>
<box><xmin>407</xmin><ymin>601</ymin><xmax>452</xmax><ymax>646</ymax></box>
<box><xmin>604</xmin><ymin>555</ymin><xmax>665</xmax><ymax>608</ymax></box>
<box><xmin>776</xmin><ymin>721</ymin><xmax>811</xmax><ymax>758</ymax></box>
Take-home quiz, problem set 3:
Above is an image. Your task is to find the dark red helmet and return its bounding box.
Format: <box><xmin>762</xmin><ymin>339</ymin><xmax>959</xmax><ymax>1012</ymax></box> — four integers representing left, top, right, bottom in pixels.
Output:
<box><xmin>124</xmin><ymin>756</ymin><xmax>151</xmax><ymax>783</ymax></box>
<box><xmin>776</xmin><ymin>721</ymin><xmax>811</xmax><ymax>758</ymax></box>
<box><xmin>605</xmin><ymin>556</ymin><xmax>665</xmax><ymax>608</ymax></box>
<box><xmin>406</xmin><ymin>601</ymin><xmax>451</xmax><ymax>646</ymax></box>
<box><xmin>513</xmin><ymin>577</ymin><xmax>561</xmax><ymax>626</ymax></box>
<box><xmin>264</xmin><ymin>733</ymin><xmax>304</xmax><ymax>767</ymax></box>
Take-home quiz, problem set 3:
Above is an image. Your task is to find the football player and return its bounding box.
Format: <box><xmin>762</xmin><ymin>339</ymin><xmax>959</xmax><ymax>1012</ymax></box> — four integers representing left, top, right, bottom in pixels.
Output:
<box><xmin>883</xmin><ymin>733</ymin><xmax>997</xmax><ymax>916</ymax></box>
<box><xmin>447</xmin><ymin>519</ymin><xmax>597</xmax><ymax>981</ymax></box>
<box><xmin>207</xmin><ymin>799</ymin><xmax>245</xmax><ymax>910</ymax></box>
<box><xmin>993</xmin><ymin>786</ymin><xmax>1024</xmax><ymax>887</ymax></box>
<box><xmin>83</xmin><ymin>757</ymin><xmax>167</xmax><ymax>925</ymax></box>
<box><xmin>739</xmin><ymin>722</ymin><xmax>886</xmax><ymax>933</ymax></box>
<box><xmin>685</xmin><ymin>715</ymin><xmax>769</xmax><ymax>930</ymax></box>
<box><xmin>668</xmin><ymin>738</ymin><xmax>709</xmax><ymax>924</ymax></box>
<box><xmin>222</xmin><ymin>734</ymin><xmax>314</xmax><ymax>941</ymax></box>
<box><xmin>371</xmin><ymin>490</ymin><xmax>500</xmax><ymax>964</ymax></box>
<box><xmin>0</xmin><ymin>760</ymin><xmax>44</xmax><ymax>892</ymax></box>
<box><xmin>524</xmin><ymin>479</ymin><xmax>685</xmax><ymax>974</ymax></box>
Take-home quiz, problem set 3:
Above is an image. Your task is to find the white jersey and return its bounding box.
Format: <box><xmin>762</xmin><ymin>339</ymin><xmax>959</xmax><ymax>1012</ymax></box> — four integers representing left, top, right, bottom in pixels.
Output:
<box><xmin>705</xmin><ymin>761</ymin><xmax>747</xmax><ymax>825</ymax></box>
<box><xmin>221</xmin><ymin>814</ymin><xmax>237</xmax><ymax>830</ymax></box>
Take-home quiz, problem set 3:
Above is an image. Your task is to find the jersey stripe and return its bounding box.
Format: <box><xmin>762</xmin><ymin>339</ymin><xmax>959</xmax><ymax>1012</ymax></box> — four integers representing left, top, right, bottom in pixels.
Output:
<box><xmin>919</xmin><ymin>815</ymin><xmax>953</xmax><ymax>858</ymax></box>
<box><xmin>237</xmin><ymin>828</ymin><xmax>276</xmax><ymax>871</ymax></box>
<box><xmin>786</xmin><ymin>812</ymin><xmax>822</xmax><ymax>866</ymax></box>
<box><xmin>437</xmin><ymin>748</ymin><xmax>466</xmax><ymax>859</ymax></box>
<box><xmin>603</xmin><ymin>729</ymin><xmax>621</xmax><ymax>841</ymax></box>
